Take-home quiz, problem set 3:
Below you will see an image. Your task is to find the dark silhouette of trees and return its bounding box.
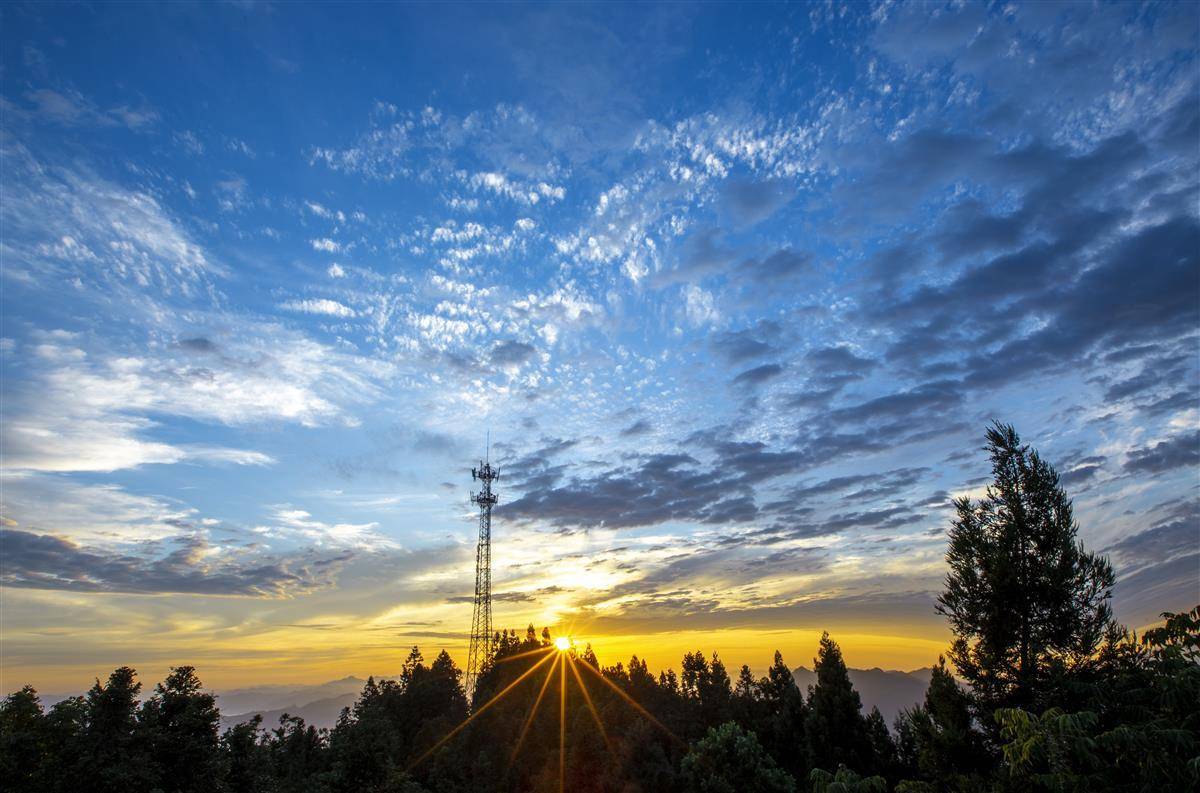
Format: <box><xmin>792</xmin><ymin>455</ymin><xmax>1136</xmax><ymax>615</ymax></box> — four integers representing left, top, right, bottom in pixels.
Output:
<box><xmin>805</xmin><ymin>632</ymin><xmax>878</xmax><ymax>776</ymax></box>
<box><xmin>937</xmin><ymin>422</ymin><xmax>1116</xmax><ymax>720</ymax></box>
<box><xmin>893</xmin><ymin>657</ymin><xmax>989</xmax><ymax>790</ymax></box>
<box><xmin>1</xmin><ymin>424</ymin><xmax>1194</xmax><ymax>792</ymax></box>
<box><xmin>140</xmin><ymin>665</ymin><xmax>222</xmax><ymax>793</ymax></box>
<box><xmin>681</xmin><ymin>721</ymin><xmax>796</xmax><ymax>793</ymax></box>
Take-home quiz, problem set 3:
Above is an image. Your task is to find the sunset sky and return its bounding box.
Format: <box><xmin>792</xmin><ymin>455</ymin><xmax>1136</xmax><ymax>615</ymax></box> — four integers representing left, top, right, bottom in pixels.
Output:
<box><xmin>2</xmin><ymin>2</ymin><xmax>1197</xmax><ymax>695</ymax></box>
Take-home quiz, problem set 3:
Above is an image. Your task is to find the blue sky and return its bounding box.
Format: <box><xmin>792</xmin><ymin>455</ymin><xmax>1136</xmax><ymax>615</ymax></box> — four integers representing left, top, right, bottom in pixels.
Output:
<box><xmin>2</xmin><ymin>1</ymin><xmax>1197</xmax><ymax>690</ymax></box>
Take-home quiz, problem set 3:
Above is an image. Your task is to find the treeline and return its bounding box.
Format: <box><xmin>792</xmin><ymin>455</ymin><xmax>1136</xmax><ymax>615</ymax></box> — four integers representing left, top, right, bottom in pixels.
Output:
<box><xmin>3</xmin><ymin>424</ymin><xmax>1198</xmax><ymax>792</ymax></box>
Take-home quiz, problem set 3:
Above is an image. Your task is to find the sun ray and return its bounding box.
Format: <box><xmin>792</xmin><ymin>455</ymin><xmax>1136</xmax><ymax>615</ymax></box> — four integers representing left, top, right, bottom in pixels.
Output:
<box><xmin>509</xmin><ymin>653</ymin><xmax>559</xmax><ymax>765</ymax></box>
<box><xmin>496</xmin><ymin>644</ymin><xmax>556</xmax><ymax>665</ymax></box>
<box><xmin>576</xmin><ymin>657</ymin><xmax>684</xmax><ymax>746</ymax></box>
<box><xmin>410</xmin><ymin>650</ymin><xmax>555</xmax><ymax>769</ymax></box>
<box><xmin>567</xmin><ymin>655</ymin><xmax>613</xmax><ymax>755</ymax></box>
<box><xmin>559</xmin><ymin>653</ymin><xmax>567</xmax><ymax>793</ymax></box>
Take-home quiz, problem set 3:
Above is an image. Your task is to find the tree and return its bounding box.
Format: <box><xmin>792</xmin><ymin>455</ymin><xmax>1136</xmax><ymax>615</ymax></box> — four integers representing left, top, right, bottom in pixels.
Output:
<box><xmin>0</xmin><ymin>686</ymin><xmax>45</xmax><ymax>792</ymax></box>
<box><xmin>139</xmin><ymin>665</ymin><xmax>222</xmax><ymax>793</ymax></box>
<box><xmin>937</xmin><ymin>422</ymin><xmax>1116</xmax><ymax>718</ymax></box>
<box><xmin>808</xmin><ymin>765</ymin><xmax>886</xmax><ymax>793</ymax></box>
<box><xmin>757</xmin><ymin>651</ymin><xmax>808</xmax><ymax>780</ymax></box>
<box><xmin>894</xmin><ymin>657</ymin><xmax>990</xmax><ymax>789</ymax></box>
<box><xmin>81</xmin><ymin>666</ymin><xmax>157</xmax><ymax>793</ymax></box>
<box><xmin>805</xmin><ymin>633</ymin><xmax>873</xmax><ymax>775</ymax></box>
<box><xmin>995</xmin><ymin>606</ymin><xmax>1200</xmax><ymax>791</ymax></box>
<box><xmin>222</xmin><ymin>715</ymin><xmax>272</xmax><ymax>793</ymax></box>
<box><xmin>681</xmin><ymin>721</ymin><xmax>796</xmax><ymax>793</ymax></box>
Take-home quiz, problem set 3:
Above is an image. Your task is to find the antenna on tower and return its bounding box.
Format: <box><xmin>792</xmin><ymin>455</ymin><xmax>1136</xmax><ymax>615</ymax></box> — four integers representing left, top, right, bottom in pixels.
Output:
<box><xmin>465</xmin><ymin>438</ymin><xmax>499</xmax><ymax>699</ymax></box>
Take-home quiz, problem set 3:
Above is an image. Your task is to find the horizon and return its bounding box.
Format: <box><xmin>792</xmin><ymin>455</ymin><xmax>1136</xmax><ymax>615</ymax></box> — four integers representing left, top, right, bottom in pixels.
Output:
<box><xmin>2</xmin><ymin>2</ymin><xmax>1197</xmax><ymax>698</ymax></box>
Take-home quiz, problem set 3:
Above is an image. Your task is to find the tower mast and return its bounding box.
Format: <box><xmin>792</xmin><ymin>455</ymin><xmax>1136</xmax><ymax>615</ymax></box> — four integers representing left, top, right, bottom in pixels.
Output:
<box><xmin>466</xmin><ymin>440</ymin><xmax>498</xmax><ymax>698</ymax></box>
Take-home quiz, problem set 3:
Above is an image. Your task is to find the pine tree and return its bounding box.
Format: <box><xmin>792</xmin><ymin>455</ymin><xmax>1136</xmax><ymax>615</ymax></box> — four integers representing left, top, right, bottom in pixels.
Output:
<box><xmin>805</xmin><ymin>633</ymin><xmax>873</xmax><ymax>775</ymax></box>
<box><xmin>937</xmin><ymin>423</ymin><xmax>1116</xmax><ymax>717</ymax></box>
<box><xmin>0</xmin><ymin>686</ymin><xmax>45</xmax><ymax>792</ymax></box>
<box><xmin>759</xmin><ymin>651</ymin><xmax>808</xmax><ymax>780</ymax></box>
<box><xmin>81</xmin><ymin>666</ymin><xmax>157</xmax><ymax>793</ymax></box>
<box><xmin>139</xmin><ymin>666</ymin><xmax>222</xmax><ymax>793</ymax></box>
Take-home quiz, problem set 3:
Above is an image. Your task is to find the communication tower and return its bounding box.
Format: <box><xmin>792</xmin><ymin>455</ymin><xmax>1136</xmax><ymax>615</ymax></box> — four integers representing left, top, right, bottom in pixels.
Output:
<box><xmin>465</xmin><ymin>444</ymin><xmax>499</xmax><ymax>697</ymax></box>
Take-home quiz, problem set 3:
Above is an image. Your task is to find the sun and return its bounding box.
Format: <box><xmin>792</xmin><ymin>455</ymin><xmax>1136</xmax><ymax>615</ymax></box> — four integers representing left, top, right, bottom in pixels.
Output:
<box><xmin>554</xmin><ymin>636</ymin><xmax>572</xmax><ymax>651</ymax></box>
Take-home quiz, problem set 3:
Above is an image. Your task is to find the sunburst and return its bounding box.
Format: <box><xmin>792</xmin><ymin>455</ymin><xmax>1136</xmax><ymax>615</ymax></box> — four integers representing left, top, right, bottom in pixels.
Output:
<box><xmin>410</xmin><ymin>636</ymin><xmax>680</xmax><ymax>792</ymax></box>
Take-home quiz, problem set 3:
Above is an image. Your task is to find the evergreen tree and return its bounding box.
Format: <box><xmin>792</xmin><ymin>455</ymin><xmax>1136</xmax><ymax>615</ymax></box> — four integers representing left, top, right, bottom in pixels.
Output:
<box><xmin>0</xmin><ymin>686</ymin><xmax>45</xmax><ymax>792</ymax></box>
<box><xmin>937</xmin><ymin>423</ymin><xmax>1116</xmax><ymax>718</ymax></box>
<box><xmin>222</xmin><ymin>714</ymin><xmax>271</xmax><ymax>793</ymax></box>
<box><xmin>805</xmin><ymin>633</ymin><xmax>873</xmax><ymax>776</ymax></box>
<box><xmin>139</xmin><ymin>665</ymin><xmax>222</xmax><ymax>793</ymax></box>
<box><xmin>81</xmin><ymin>666</ymin><xmax>157</xmax><ymax>793</ymax></box>
<box><xmin>681</xmin><ymin>721</ymin><xmax>796</xmax><ymax>793</ymax></box>
<box><xmin>893</xmin><ymin>656</ymin><xmax>990</xmax><ymax>789</ymax></box>
<box><xmin>758</xmin><ymin>651</ymin><xmax>808</xmax><ymax>780</ymax></box>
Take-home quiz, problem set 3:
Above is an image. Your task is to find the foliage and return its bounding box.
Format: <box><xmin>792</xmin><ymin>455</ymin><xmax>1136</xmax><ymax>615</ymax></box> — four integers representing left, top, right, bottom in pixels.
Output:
<box><xmin>893</xmin><ymin>656</ymin><xmax>990</xmax><ymax>789</ymax></box>
<box><xmin>936</xmin><ymin>422</ymin><xmax>1116</xmax><ymax>721</ymax></box>
<box><xmin>995</xmin><ymin>605</ymin><xmax>1200</xmax><ymax>792</ymax></box>
<box><xmin>805</xmin><ymin>632</ymin><xmax>879</xmax><ymax>775</ymax></box>
<box><xmin>680</xmin><ymin>721</ymin><xmax>795</xmax><ymax>793</ymax></box>
<box><xmin>1</xmin><ymin>424</ymin><xmax>1195</xmax><ymax>792</ymax></box>
<box><xmin>809</xmin><ymin>765</ymin><xmax>887</xmax><ymax>793</ymax></box>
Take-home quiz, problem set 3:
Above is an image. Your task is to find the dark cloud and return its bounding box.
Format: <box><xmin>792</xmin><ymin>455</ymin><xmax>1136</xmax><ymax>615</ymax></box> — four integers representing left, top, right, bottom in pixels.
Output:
<box><xmin>737</xmin><ymin>248</ymin><xmax>811</xmax><ymax>282</ymax></box>
<box><xmin>1060</xmin><ymin>464</ymin><xmax>1103</xmax><ymax>488</ymax></box>
<box><xmin>0</xmin><ymin>530</ymin><xmax>350</xmax><ymax>596</ymax></box>
<box><xmin>732</xmin><ymin>363</ymin><xmax>784</xmax><ymax>387</ymax></box>
<box><xmin>722</xmin><ymin>177</ymin><xmax>793</xmax><ymax>227</ymax></box>
<box><xmin>1105</xmin><ymin>502</ymin><xmax>1199</xmax><ymax>574</ymax></box>
<box><xmin>710</xmin><ymin>322</ymin><xmax>781</xmax><ymax>363</ymax></box>
<box><xmin>1123</xmin><ymin>431</ymin><xmax>1200</xmax><ymax>475</ymax></box>
<box><xmin>491</xmin><ymin>340</ymin><xmax>537</xmax><ymax>366</ymax></box>
<box><xmin>806</xmin><ymin>346</ymin><xmax>877</xmax><ymax>374</ymax></box>
<box><xmin>828</xmin><ymin>380</ymin><xmax>963</xmax><ymax>426</ymax></box>
<box><xmin>176</xmin><ymin>337</ymin><xmax>217</xmax><ymax>353</ymax></box>
<box><xmin>619</xmin><ymin>419</ymin><xmax>652</xmax><ymax>437</ymax></box>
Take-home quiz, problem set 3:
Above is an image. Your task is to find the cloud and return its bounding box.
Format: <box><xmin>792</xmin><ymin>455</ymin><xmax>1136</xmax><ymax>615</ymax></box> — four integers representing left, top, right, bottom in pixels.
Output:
<box><xmin>1</xmin><ymin>148</ymin><xmax>222</xmax><ymax>295</ymax></box>
<box><xmin>310</xmin><ymin>238</ymin><xmax>342</xmax><ymax>253</ymax></box>
<box><xmin>0</xmin><ymin>529</ymin><xmax>350</xmax><ymax>597</ymax></box>
<box><xmin>732</xmin><ymin>363</ymin><xmax>784</xmax><ymax>387</ymax></box>
<box><xmin>710</xmin><ymin>323</ymin><xmax>780</xmax><ymax>363</ymax></box>
<box><xmin>279</xmin><ymin>298</ymin><xmax>357</xmax><ymax>318</ymax></box>
<box><xmin>1122</xmin><ymin>432</ymin><xmax>1200</xmax><ymax>475</ymax></box>
<box><xmin>620</xmin><ymin>419</ymin><xmax>652</xmax><ymax>437</ymax></box>
<box><xmin>490</xmin><ymin>340</ymin><xmax>537</xmax><ymax>366</ymax></box>
<box><xmin>2</xmin><ymin>324</ymin><xmax>386</xmax><ymax>472</ymax></box>
<box><xmin>12</xmin><ymin>87</ymin><xmax>158</xmax><ymax>130</ymax></box>
<box><xmin>721</xmin><ymin>178</ymin><xmax>793</xmax><ymax>227</ymax></box>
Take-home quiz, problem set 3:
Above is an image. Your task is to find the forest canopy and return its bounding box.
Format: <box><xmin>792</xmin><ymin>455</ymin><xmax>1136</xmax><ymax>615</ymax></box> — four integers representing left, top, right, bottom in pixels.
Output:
<box><xmin>2</xmin><ymin>425</ymin><xmax>1197</xmax><ymax>793</ymax></box>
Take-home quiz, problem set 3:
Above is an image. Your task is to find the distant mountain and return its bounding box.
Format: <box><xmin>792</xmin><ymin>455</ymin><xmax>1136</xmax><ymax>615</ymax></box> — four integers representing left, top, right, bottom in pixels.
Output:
<box><xmin>214</xmin><ymin>676</ymin><xmax>369</xmax><ymax>715</ymax></box>
<box><xmin>216</xmin><ymin>676</ymin><xmax>383</xmax><ymax>731</ymax></box>
<box><xmin>793</xmin><ymin>666</ymin><xmax>933</xmax><ymax>728</ymax></box>
<box><xmin>220</xmin><ymin>692</ymin><xmax>361</xmax><ymax>732</ymax></box>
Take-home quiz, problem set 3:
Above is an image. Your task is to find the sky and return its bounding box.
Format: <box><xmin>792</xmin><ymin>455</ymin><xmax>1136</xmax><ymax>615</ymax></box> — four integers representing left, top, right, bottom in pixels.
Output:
<box><xmin>1</xmin><ymin>1</ymin><xmax>1197</xmax><ymax>694</ymax></box>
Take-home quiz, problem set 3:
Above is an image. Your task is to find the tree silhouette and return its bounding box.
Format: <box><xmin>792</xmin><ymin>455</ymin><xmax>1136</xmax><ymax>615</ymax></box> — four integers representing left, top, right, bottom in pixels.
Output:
<box><xmin>937</xmin><ymin>422</ymin><xmax>1116</xmax><ymax>718</ymax></box>
<box><xmin>139</xmin><ymin>665</ymin><xmax>222</xmax><ymax>793</ymax></box>
<box><xmin>1</xmin><ymin>424</ymin><xmax>1194</xmax><ymax>792</ymax></box>
<box><xmin>681</xmin><ymin>721</ymin><xmax>796</xmax><ymax>793</ymax></box>
<box><xmin>805</xmin><ymin>632</ymin><xmax>874</xmax><ymax>776</ymax></box>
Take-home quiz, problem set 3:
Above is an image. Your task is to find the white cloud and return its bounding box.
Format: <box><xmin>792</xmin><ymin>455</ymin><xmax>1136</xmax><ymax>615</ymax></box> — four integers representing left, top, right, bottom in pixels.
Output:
<box><xmin>327</xmin><ymin>263</ymin><xmax>346</xmax><ymax>278</ymax></box>
<box><xmin>684</xmin><ymin>284</ymin><xmax>719</xmax><ymax>327</ymax></box>
<box><xmin>16</xmin><ymin>87</ymin><xmax>158</xmax><ymax>130</ymax></box>
<box><xmin>2</xmin><ymin>325</ymin><xmax>388</xmax><ymax>473</ymax></box>
<box><xmin>261</xmin><ymin>507</ymin><xmax>394</xmax><ymax>550</ymax></box>
<box><xmin>0</xmin><ymin>474</ymin><xmax>198</xmax><ymax>544</ymax></box>
<box><xmin>279</xmin><ymin>298</ymin><xmax>357</xmax><ymax>317</ymax></box>
<box><xmin>310</xmin><ymin>237</ymin><xmax>342</xmax><ymax>253</ymax></box>
<box><xmin>1</xmin><ymin>148</ymin><xmax>223</xmax><ymax>296</ymax></box>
